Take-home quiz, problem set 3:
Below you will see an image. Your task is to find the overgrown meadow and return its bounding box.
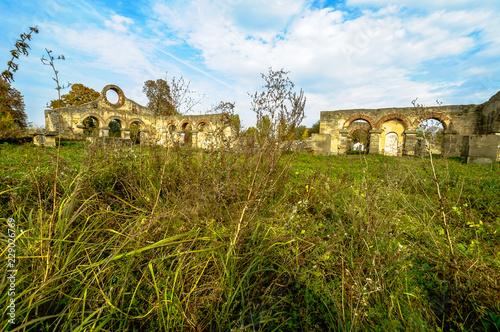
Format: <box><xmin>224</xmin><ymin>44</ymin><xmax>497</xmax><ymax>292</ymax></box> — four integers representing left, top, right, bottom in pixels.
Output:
<box><xmin>1</xmin><ymin>140</ymin><xmax>499</xmax><ymax>331</ymax></box>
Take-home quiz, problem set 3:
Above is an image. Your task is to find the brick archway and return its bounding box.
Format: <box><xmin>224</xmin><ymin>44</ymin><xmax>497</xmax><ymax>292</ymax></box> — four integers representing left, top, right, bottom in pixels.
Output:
<box><xmin>195</xmin><ymin>120</ymin><xmax>211</xmax><ymax>132</ymax></box>
<box><xmin>343</xmin><ymin>115</ymin><xmax>376</xmax><ymax>129</ymax></box>
<box><xmin>375</xmin><ymin>114</ymin><xmax>410</xmax><ymax>130</ymax></box>
<box><xmin>79</xmin><ymin>113</ymin><xmax>104</xmax><ymax>127</ymax></box>
<box><xmin>413</xmin><ymin>113</ymin><xmax>451</xmax><ymax>130</ymax></box>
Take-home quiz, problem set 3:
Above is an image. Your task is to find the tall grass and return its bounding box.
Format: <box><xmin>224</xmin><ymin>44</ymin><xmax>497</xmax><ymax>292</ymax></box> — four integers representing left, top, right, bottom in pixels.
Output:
<box><xmin>1</xmin><ymin>140</ymin><xmax>499</xmax><ymax>331</ymax></box>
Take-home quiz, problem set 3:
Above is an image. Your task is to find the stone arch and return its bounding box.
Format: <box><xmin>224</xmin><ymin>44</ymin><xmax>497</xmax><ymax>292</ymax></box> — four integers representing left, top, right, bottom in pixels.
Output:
<box><xmin>166</xmin><ymin>121</ymin><xmax>177</xmax><ymax>133</ymax></box>
<box><xmin>375</xmin><ymin>114</ymin><xmax>410</xmax><ymax>130</ymax></box>
<box><xmin>81</xmin><ymin>115</ymin><xmax>100</xmax><ymax>137</ymax></box>
<box><xmin>350</xmin><ymin>128</ymin><xmax>370</xmax><ymax>151</ymax></box>
<box><xmin>349</xmin><ymin>127</ymin><xmax>368</xmax><ymax>136</ymax></box>
<box><xmin>102</xmin><ymin>85</ymin><xmax>126</xmax><ymax>108</ymax></box>
<box><xmin>107</xmin><ymin>117</ymin><xmax>125</xmax><ymax>138</ymax></box>
<box><xmin>343</xmin><ymin>115</ymin><xmax>376</xmax><ymax>129</ymax></box>
<box><xmin>105</xmin><ymin>116</ymin><xmax>126</xmax><ymax>126</ymax></box>
<box><xmin>181</xmin><ymin>121</ymin><xmax>194</xmax><ymax>144</ymax></box>
<box><xmin>384</xmin><ymin>132</ymin><xmax>399</xmax><ymax>156</ymax></box>
<box><xmin>195</xmin><ymin>120</ymin><xmax>211</xmax><ymax>132</ymax></box>
<box><xmin>79</xmin><ymin>113</ymin><xmax>104</xmax><ymax>128</ymax></box>
<box><xmin>180</xmin><ymin>121</ymin><xmax>194</xmax><ymax>130</ymax></box>
<box><xmin>129</xmin><ymin>120</ymin><xmax>143</xmax><ymax>143</ymax></box>
<box><xmin>127</xmin><ymin>118</ymin><xmax>145</xmax><ymax>129</ymax></box>
<box><xmin>413</xmin><ymin>113</ymin><xmax>451</xmax><ymax>130</ymax></box>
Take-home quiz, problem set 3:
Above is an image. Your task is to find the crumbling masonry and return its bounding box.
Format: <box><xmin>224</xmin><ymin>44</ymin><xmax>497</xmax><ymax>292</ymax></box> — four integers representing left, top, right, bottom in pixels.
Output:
<box><xmin>41</xmin><ymin>85</ymin><xmax>234</xmax><ymax>148</ymax></box>
<box><xmin>40</xmin><ymin>84</ymin><xmax>500</xmax><ymax>164</ymax></box>
<box><xmin>308</xmin><ymin>90</ymin><xmax>500</xmax><ymax>165</ymax></box>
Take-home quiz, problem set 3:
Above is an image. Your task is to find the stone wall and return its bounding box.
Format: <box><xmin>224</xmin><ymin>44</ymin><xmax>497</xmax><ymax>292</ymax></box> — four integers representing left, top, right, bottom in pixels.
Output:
<box><xmin>43</xmin><ymin>85</ymin><xmax>235</xmax><ymax>148</ymax></box>
<box><xmin>306</xmin><ymin>91</ymin><xmax>500</xmax><ymax>161</ymax></box>
<box><xmin>315</xmin><ymin>103</ymin><xmax>482</xmax><ymax>157</ymax></box>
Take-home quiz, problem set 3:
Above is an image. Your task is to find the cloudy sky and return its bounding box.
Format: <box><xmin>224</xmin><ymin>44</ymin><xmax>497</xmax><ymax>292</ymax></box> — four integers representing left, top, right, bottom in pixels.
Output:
<box><xmin>1</xmin><ymin>0</ymin><xmax>499</xmax><ymax>128</ymax></box>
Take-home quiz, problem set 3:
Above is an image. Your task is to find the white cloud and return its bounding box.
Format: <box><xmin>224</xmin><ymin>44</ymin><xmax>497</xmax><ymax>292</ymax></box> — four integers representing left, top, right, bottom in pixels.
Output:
<box><xmin>104</xmin><ymin>14</ymin><xmax>135</xmax><ymax>32</ymax></box>
<box><xmin>5</xmin><ymin>0</ymin><xmax>500</xmax><ymax>127</ymax></box>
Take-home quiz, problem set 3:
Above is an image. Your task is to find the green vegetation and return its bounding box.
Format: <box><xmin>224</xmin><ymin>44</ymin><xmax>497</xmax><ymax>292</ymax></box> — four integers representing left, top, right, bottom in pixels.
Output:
<box><xmin>48</xmin><ymin>83</ymin><xmax>100</xmax><ymax>110</ymax></box>
<box><xmin>1</xmin><ymin>141</ymin><xmax>499</xmax><ymax>331</ymax></box>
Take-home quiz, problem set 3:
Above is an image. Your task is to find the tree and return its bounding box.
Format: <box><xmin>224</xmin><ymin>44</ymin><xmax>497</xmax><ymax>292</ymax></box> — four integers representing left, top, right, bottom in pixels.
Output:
<box><xmin>255</xmin><ymin>114</ymin><xmax>271</xmax><ymax>145</ymax></box>
<box><xmin>309</xmin><ymin>120</ymin><xmax>320</xmax><ymax>135</ymax></box>
<box><xmin>143</xmin><ymin>79</ymin><xmax>177</xmax><ymax>116</ymax></box>
<box><xmin>1</xmin><ymin>26</ymin><xmax>38</xmax><ymax>130</ymax></box>
<box><xmin>0</xmin><ymin>80</ymin><xmax>27</xmax><ymax>128</ymax></box>
<box><xmin>294</xmin><ymin>125</ymin><xmax>307</xmax><ymax>140</ymax></box>
<box><xmin>48</xmin><ymin>83</ymin><xmax>99</xmax><ymax>109</ymax></box>
<box><xmin>301</xmin><ymin>128</ymin><xmax>309</xmax><ymax>140</ymax></box>
<box><xmin>250</xmin><ymin>68</ymin><xmax>306</xmax><ymax>145</ymax></box>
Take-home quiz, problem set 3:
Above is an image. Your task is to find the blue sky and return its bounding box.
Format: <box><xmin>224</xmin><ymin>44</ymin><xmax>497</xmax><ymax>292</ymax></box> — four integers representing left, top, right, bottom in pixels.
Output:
<box><xmin>1</xmin><ymin>0</ymin><xmax>499</xmax><ymax>128</ymax></box>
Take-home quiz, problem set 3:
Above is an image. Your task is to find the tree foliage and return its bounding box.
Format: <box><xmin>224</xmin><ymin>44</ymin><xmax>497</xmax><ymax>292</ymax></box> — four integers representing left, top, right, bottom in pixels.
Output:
<box><xmin>250</xmin><ymin>68</ymin><xmax>306</xmax><ymax>145</ymax></box>
<box><xmin>109</xmin><ymin>119</ymin><xmax>121</xmax><ymax>137</ymax></box>
<box><xmin>48</xmin><ymin>83</ymin><xmax>99</xmax><ymax>109</ymax></box>
<box><xmin>309</xmin><ymin>120</ymin><xmax>320</xmax><ymax>135</ymax></box>
<box><xmin>0</xmin><ymin>80</ymin><xmax>27</xmax><ymax>129</ymax></box>
<box><xmin>143</xmin><ymin>79</ymin><xmax>177</xmax><ymax>116</ymax></box>
<box><xmin>211</xmin><ymin>101</ymin><xmax>240</xmax><ymax>133</ymax></box>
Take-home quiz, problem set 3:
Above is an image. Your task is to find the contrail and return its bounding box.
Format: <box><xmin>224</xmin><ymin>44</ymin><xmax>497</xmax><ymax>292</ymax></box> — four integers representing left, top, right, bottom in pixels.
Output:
<box><xmin>156</xmin><ymin>48</ymin><xmax>232</xmax><ymax>89</ymax></box>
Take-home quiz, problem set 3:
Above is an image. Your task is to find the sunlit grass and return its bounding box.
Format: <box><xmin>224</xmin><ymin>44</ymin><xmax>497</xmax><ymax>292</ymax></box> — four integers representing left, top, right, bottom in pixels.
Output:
<box><xmin>1</xmin><ymin>141</ymin><xmax>499</xmax><ymax>331</ymax></box>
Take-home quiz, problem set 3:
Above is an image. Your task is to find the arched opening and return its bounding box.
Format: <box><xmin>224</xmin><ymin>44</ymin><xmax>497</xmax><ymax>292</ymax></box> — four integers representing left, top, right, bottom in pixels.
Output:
<box><xmin>348</xmin><ymin>119</ymin><xmax>371</xmax><ymax>153</ymax></box>
<box><xmin>351</xmin><ymin>128</ymin><xmax>369</xmax><ymax>152</ymax></box>
<box><xmin>417</xmin><ymin>118</ymin><xmax>445</xmax><ymax>156</ymax></box>
<box><xmin>83</xmin><ymin>116</ymin><xmax>99</xmax><ymax>137</ymax></box>
<box><xmin>130</xmin><ymin>121</ymin><xmax>141</xmax><ymax>143</ymax></box>
<box><xmin>198</xmin><ymin>122</ymin><xmax>208</xmax><ymax>132</ymax></box>
<box><xmin>109</xmin><ymin>119</ymin><xmax>122</xmax><ymax>138</ymax></box>
<box><xmin>182</xmin><ymin>123</ymin><xmax>193</xmax><ymax>145</ymax></box>
<box><xmin>380</xmin><ymin>119</ymin><xmax>406</xmax><ymax>156</ymax></box>
<box><xmin>106</xmin><ymin>89</ymin><xmax>119</xmax><ymax>104</ymax></box>
<box><xmin>384</xmin><ymin>132</ymin><xmax>399</xmax><ymax>156</ymax></box>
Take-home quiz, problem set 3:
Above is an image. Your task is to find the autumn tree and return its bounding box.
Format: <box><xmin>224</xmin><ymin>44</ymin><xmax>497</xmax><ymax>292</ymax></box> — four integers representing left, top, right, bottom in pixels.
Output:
<box><xmin>143</xmin><ymin>79</ymin><xmax>177</xmax><ymax>116</ymax></box>
<box><xmin>0</xmin><ymin>81</ymin><xmax>27</xmax><ymax>129</ymax></box>
<box><xmin>48</xmin><ymin>83</ymin><xmax>99</xmax><ymax>109</ymax></box>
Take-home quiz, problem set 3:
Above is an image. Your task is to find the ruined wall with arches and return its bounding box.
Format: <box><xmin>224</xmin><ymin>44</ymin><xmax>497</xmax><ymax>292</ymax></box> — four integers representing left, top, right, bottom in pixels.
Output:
<box><xmin>315</xmin><ymin>90</ymin><xmax>500</xmax><ymax>160</ymax></box>
<box><xmin>44</xmin><ymin>84</ymin><xmax>234</xmax><ymax>148</ymax></box>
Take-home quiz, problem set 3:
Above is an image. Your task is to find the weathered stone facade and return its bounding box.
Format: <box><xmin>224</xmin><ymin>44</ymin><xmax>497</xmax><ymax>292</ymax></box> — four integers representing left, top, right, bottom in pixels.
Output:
<box><xmin>43</xmin><ymin>85</ymin><xmax>234</xmax><ymax>148</ymax></box>
<box><xmin>310</xmin><ymin>90</ymin><xmax>500</xmax><ymax>164</ymax></box>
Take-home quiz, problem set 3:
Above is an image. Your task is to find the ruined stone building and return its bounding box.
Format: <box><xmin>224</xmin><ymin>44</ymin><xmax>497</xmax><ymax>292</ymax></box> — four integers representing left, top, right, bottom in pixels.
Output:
<box><xmin>38</xmin><ymin>84</ymin><xmax>499</xmax><ymax>164</ymax></box>
<box><xmin>308</xmin><ymin>90</ymin><xmax>500</xmax><ymax>164</ymax></box>
<box><xmin>40</xmin><ymin>85</ymin><xmax>234</xmax><ymax>148</ymax></box>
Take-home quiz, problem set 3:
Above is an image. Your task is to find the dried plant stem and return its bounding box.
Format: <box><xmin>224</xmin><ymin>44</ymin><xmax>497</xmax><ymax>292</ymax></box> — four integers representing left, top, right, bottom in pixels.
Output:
<box><xmin>425</xmin><ymin>139</ymin><xmax>457</xmax><ymax>264</ymax></box>
<box><xmin>41</xmin><ymin>48</ymin><xmax>66</xmax><ymax>283</ymax></box>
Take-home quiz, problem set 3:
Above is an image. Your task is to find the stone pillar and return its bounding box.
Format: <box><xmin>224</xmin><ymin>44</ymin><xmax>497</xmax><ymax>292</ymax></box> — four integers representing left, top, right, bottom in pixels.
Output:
<box><xmin>191</xmin><ymin>131</ymin><xmax>198</xmax><ymax>148</ymax></box>
<box><xmin>369</xmin><ymin>129</ymin><xmax>382</xmax><ymax>154</ymax></box>
<box><xmin>140</xmin><ymin>130</ymin><xmax>149</xmax><ymax>144</ymax></box>
<box><xmin>442</xmin><ymin>130</ymin><xmax>458</xmax><ymax>157</ymax></box>
<box><xmin>44</xmin><ymin>132</ymin><xmax>57</xmax><ymax>147</ymax></box>
<box><xmin>338</xmin><ymin>130</ymin><xmax>349</xmax><ymax>155</ymax></box>
<box><xmin>99</xmin><ymin>126</ymin><xmax>109</xmax><ymax>137</ymax></box>
<box><xmin>76</xmin><ymin>124</ymin><xmax>86</xmax><ymax>138</ymax></box>
<box><xmin>403</xmin><ymin>130</ymin><xmax>418</xmax><ymax>156</ymax></box>
<box><xmin>32</xmin><ymin>133</ymin><xmax>44</xmax><ymax>146</ymax></box>
<box><xmin>122</xmin><ymin>128</ymin><xmax>131</xmax><ymax>139</ymax></box>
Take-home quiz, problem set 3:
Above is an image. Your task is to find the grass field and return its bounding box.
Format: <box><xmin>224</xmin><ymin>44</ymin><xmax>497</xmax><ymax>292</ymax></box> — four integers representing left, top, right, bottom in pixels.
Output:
<box><xmin>1</xmin><ymin>141</ymin><xmax>499</xmax><ymax>331</ymax></box>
